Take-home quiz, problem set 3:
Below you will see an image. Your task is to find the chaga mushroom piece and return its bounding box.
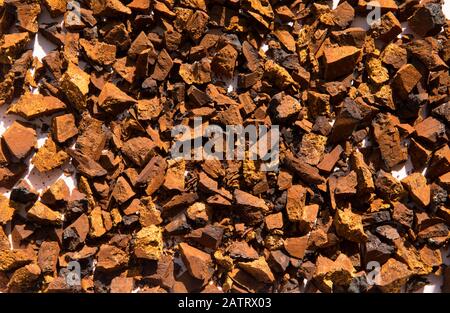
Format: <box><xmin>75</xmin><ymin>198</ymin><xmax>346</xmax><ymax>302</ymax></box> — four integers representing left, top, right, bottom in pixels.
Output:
<box><xmin>7</xmin><ymin>93</ymin><xmax>66</xmax><ymax>120</ymax></box>
<box><xmin>151</xmin><ymin>49</ymin><xmax>173</xmax><ymax>81</ymax></box>
<box><xmin>121</xmin><ymin>137</ymin><xmax>156</xmax><ymax>167</ymax></box>
<box><xmin>97</xmin><ymin>82</ymin><xmax>136</xmax><ymax>114</ymax></box>
<box><xmin>185</xmin><ymin>10</ymin><xmax>209</xmax><ymax>41</ymax></box>
<box><xmin>52</xmin><ymin>114</ymin><xmax>78</xmax><ymax>144</ymax></box>
<box><xmin>370</xmin><ymin>12</ymin><xmax>402</xmax><ymax>43</ymax></box>
<box><xmin>0</xmin><ymin>33</ymin><xmax>30</xmax><ymax>64</ymax></box>
<box><xmin>264</xmin><ymin>59</ymin><xmax>297</xmax><ymax>89</ymax></box>
<box><xmin>401</xmin><ymin>173</ymin><xmax>430</xmax><ymax>207</ymax></box>
<box><xmin>318</xmin><ymin>145</ymin><xmax>343</xmax><ymax>173</ymax></box>
<box><xmin>332</xmin><ymin>2</ymin><xmax>355</xmax><ymax>29</ymax></box>
<box><xmin>427</xmin><ymin>145</ymin><xmax>450</xmax><ymax>179</ymax></box>
<box><xmin>111</xmin><ymin>176</ymin><xmax>135</xmax><ymax>205</ymax></box>
<box><xmin>37</xmin><ymin>241</ymin><xmax>60</xmax><ymax>274</ymax></box>
<box><xmin>227</xmin><ymin>241</ymin><xmax>258</xmax><ymax>261</ymax></box>
<box><xmin>329</xmin><ymin>98</ymin><xmax>363</xmax><ymax>143</ymax></box>
<box><xmin>313</xmin><ymin>254</ymin><xmax>356</xmax><ymax>293</ymax></box>
<box><xmin>5</xmin><ymin>0</ymin><xmax>41</xmax><ymax>33</ymax></box>
<box><xmin>91</xmin><ymin>0</ymin><xmax>132</xmax><ymax>17</ymax></box>
<box><xmin>1</xmin><ymin>0</ymin><xmax>449</xmax><ymax>294</ymax></box>
<box><xmin>366</xmin><ymin>57</ymin><xmax>389</xmax><ymax>85</ymax></box>
<box><xmin>334</xmin><ymin>206</ymin><xmax>368</xmax><ymax>243</ymax></box>
<box><xmin>242</xmin><ymin>0</ymin><xmax>274</xmax><ymax>29</ymax></box>
<box><xmin>60</xmin><ymin>62</ymin><xmax>91</xmax><ymax>110</ymax></box>
<box><xmin>64</xmin><ymin>214</ymin><xmax>89</xmax><ymax>250</ymax></box>
<box><xmin>0</xmin><ymin>194</ymin><xmax>14</xmax><ymax>225</ymax></box>
<box><xmin>234</xmin><ymin>189</ymin><xmax>269</xmax><ymax>212</ymax></box>
<box><xmin>2</xmin><ymin>121</ymin><xmax>36</xmax><ymax>160</ymax></box>
<box><xmin>285</xmin><ymin>185</ymin><xmax>307</xmax><ymax>222</ymax></box>
<box><xmin>67</xmin><ymin>150</ymin><xmax>107</xmax><ymax>178</ymax></box>
<box><xmin>179</xmin><ymin>242</ymin><xmax>214</xmax><ymax>284</ymax></box>
<box><xmin>31</xmin><ymin>136</ymin><xmax>69</xmax><ymax>173</ymax></box>
<box><xmin>134</xmin><ymin>225</ymin><xmax>163</xmax><ymax>260</ymax></box>
<box><xmin>7</xmin><ymin>264</ymin><xmax>41</xmax><ymax>292</ymax></box>
<box><xmin>0</xmin><ymin>164</ymin><xmax>27</xmax><ymax>189</ymax></box>
<box><xmin>269</xmin><ymin>92</ymin><xmax>302</xmax><ymax>121</ymax></box>
<box><xmin>10</xmin><ymin>180</ymin><xmax>38</xmax><ymax>204</ymax></box>
<box><xmin>211</xmin><ymin>44</ymin><xmax>238</xmax><ymax>80</ymax></box>
<box><xmin>283</xmin><ymin>153</ymin><xmax>325</xmax><ymax>185</ymax></box>
<box><xmin>299</xmin><ymin>133</ymin><xmax>327</xmax><ymax>166</ymax></box>
<box><xmin>381</xmin><ymin>43</ymin><xmax>407</xmax><ymax>69</ymax></box>
<box><xmin>41</xmin><ymin>179</ymin><xmax>70</xmax><ymax>206</ymax></box>
<box><xmin>186</xmin><ymin>225</ymin><xmax>223</xmax><ymax>249</ymax></box>
<box><xmin>284</xmin><ymin>236</ymin><xmax>308</xmax><ymax>259</ymax></box>
<box><xmin>323</xmin><ymin>46</ymin><xmax>360</xmax><ymax>80</ymax></box>
<box><xmin>96</xmin><ymin>244</ymin><xmax>129</xmax><ymax>272</ymax></box>
<box><xmin>80</xmin><ymin>38</ymin><xmax>117</xmax><ymax>66</ymax></box>
<box><xmin>238</xmin><ymin>257</ymin><xmax>275</xmax><ymax>284</ymax></box>
<box><xmin>43</xmin><ymin>0</ymin><xmax>67</xmax><ymax>18</ymax></box>
<box><xmin>391</xmin><ymin>64</ymin><xmax>422</xmax><ymax>100</ymax></box>
<box><xmin>179</xmin><ymin>58</ymin><xmax>212</xmax><ymax>85</ymax></box>
<box><xmin>27</xmin><ymin>201</ymin><xmax>64</xmax><ymax>225</ymax></box>
<box><xmin>375</xmin><ymin>170</ymin><xmax>405</xmax><ymax>201</ymax></box>
<box><xmin>408</xmin><ymin>3</ymin><xmax>446</xmax><ymax>37</ymax></box>
<box><xmin>372</xmin><ymin>113</ymin><xmax>407</xmax><ymax>170</ymax></box>
<box><xmin>76</xmin><ymin>113</ymin><xmax>107</xmax><ymax>160</ymax></box>
<box><xmin>414</xmin><ymin>117</ymin><xmax>448</xmax><ymax>146</ymax></box>
<box><xmin>377</xmin><ymin>258</ymin><xmax>411</xmax><ymax>293</ymax></box>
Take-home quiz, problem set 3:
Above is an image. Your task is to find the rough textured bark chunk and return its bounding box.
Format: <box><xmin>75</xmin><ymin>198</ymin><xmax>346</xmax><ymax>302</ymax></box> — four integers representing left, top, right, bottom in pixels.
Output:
<box><xmin>96</xmin><ymin>244</ymin><xmax>129</xmax><ymax>272</ymax></box>
<box><xmin>414</xmin><ymin>117</ymin><xmax>448</xmax><ymax>146</ymax></box>
<box><xmin>7</xmin><ymin>93</ymin><xmax>66</xmax><ymax>120</ymax></box>
<box><xmin>372</xmin><ymin>113</ymin><xmax>407</xmax><ymax>169</ymax></box>
<box><xmin>234</xmin><ymin>190</ymin><xmax>269</xmax><ymax>212</ymax></box>
<box><xmin>408</xmin><ymin>3</ymin><xmax>446</xmax><ymax>37</ymax></box>
<box><xmin>38</xmin><ymin>241</ymin><xmax>60</xmax><ymax>274</ymax></box>
<box><xmin>43</xmin><ymin>0</ymin><xmax>67</xmax><ymax>18</ymax></box>
<box><xmin>98</xmin><ymin>82</ymin><xmax>136</xmax><ymax>114</ymax></box>
<box><xmin>92</xmin><ymin>0</ymin><xmax>132</xmax><ymax>16</ymax></box>
<box><xmin>179</xmin><ymin>242</ymin><xmax>213</xmax><ymax>284</ymax></box>
<box><xmin>60</xmin><ymin>62</ymin><xmax>91</xmax><ymax>110</ymax></box>
<box><xmin>121</xmin><ymin>137</ymin><xmax>155</xmax><ymax>167</ymax></box>
<box><xmin>318</xmin><ymin>145</ymin><xmax>343</xmax><ymax>173</ymax></box>
<box><xmin>334</xmin><ymin>207</ymin><xmax>368</xmax><ymax>243</ymax></box>
<box><xmin>0</xmin><ymin>33</ymin><xmax>30</xmax><ymax>64</ymax></box>
<box><xmin>151</xmin><ymin>49</ymin><xmax>173</xmax><ymax>81</ymax></box>
<box><xmin>211</xmin><ymin>44</ymin><xmax>238</xmax><ymax>80</ymax></box>
<box><xmin>80</xmin><ymin>39</ymin><xmax>117</xmax><ymax>66</ymax></box>
<box><xmin>134</xmin><ymin>225</ymin><xmax>163</xmax><ymax>260</ymax></box>
<box><xmin>401</xmin><ymin>173</ymin><xmax>430</xmax><ymax>207</ymax></box>
<box><xmin>323</xmin><ymin>46</ymin><xmax>360</xmax><ymax>80</ymax></box>
<box><xmin>0</xmin><ymin>194</ymin><xmax>14</xmax><ymax>225</ymax></box>
<box><xmin>392</xmin><ymin>64</ymin><xmax>422</xmax><ymax>100</ymax></box>
<box><xmin>112</xmin><ymin>177</ymin><xmax>135</xmax><ymax>205</ymax></box>
<box><xmin>286</xmin><ymin>185</ymin><xmax>307</xmax><ymax>222</ymax></box>
<box><xmin>283</xmin><ymin>153</ymin><xmax>325</xmax><ymax>185</ymax></box>
<box><xmin>238</xmin><ymin>256</ymin><xmax>275</xmax><ymax>284</ymax></box>
<box><xmin>27</xmin><ymin>201</ymin><xmax>63</xmax><ymax>225</ymax></box>
<box><xmin>32</xmin><ymin>136</ymin><xmax>69</xmax><ymax>172</ymax></box>
<box><xmin>314</xmin><ymin>254</ymin><xmax>356</xmax><ymax>292</ymax></box>
<box><xmin>371</xmin><ymin>12</ymin><xmax>402</xmax><ymax>42</ymax></box>
<box><xmin>377</xmin><ymin>258</ymin><xmax>411</xmax><ymax>293</ymax></box>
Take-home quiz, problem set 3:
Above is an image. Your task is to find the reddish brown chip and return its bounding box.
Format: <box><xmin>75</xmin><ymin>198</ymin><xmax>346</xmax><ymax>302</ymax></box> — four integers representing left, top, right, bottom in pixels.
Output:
<box><xmin>2</xmin><ymin>121</ymin><xmax>36</xmax><ymax>160</ymax></box>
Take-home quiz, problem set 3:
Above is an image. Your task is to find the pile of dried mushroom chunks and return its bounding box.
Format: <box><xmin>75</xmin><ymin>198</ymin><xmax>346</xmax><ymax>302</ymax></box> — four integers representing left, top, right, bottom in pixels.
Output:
<box><xmin>0</xmin><ymin>0</ymin><xmax>449</xmax><ymax>293</ymax></box>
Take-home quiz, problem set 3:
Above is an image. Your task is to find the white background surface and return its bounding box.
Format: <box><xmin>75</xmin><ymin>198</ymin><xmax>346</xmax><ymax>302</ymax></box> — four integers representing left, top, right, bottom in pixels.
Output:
<box><xmin>0</xmin><ymin>0</ymin><xmax>449</xmax><ymax>292</ymax></box>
